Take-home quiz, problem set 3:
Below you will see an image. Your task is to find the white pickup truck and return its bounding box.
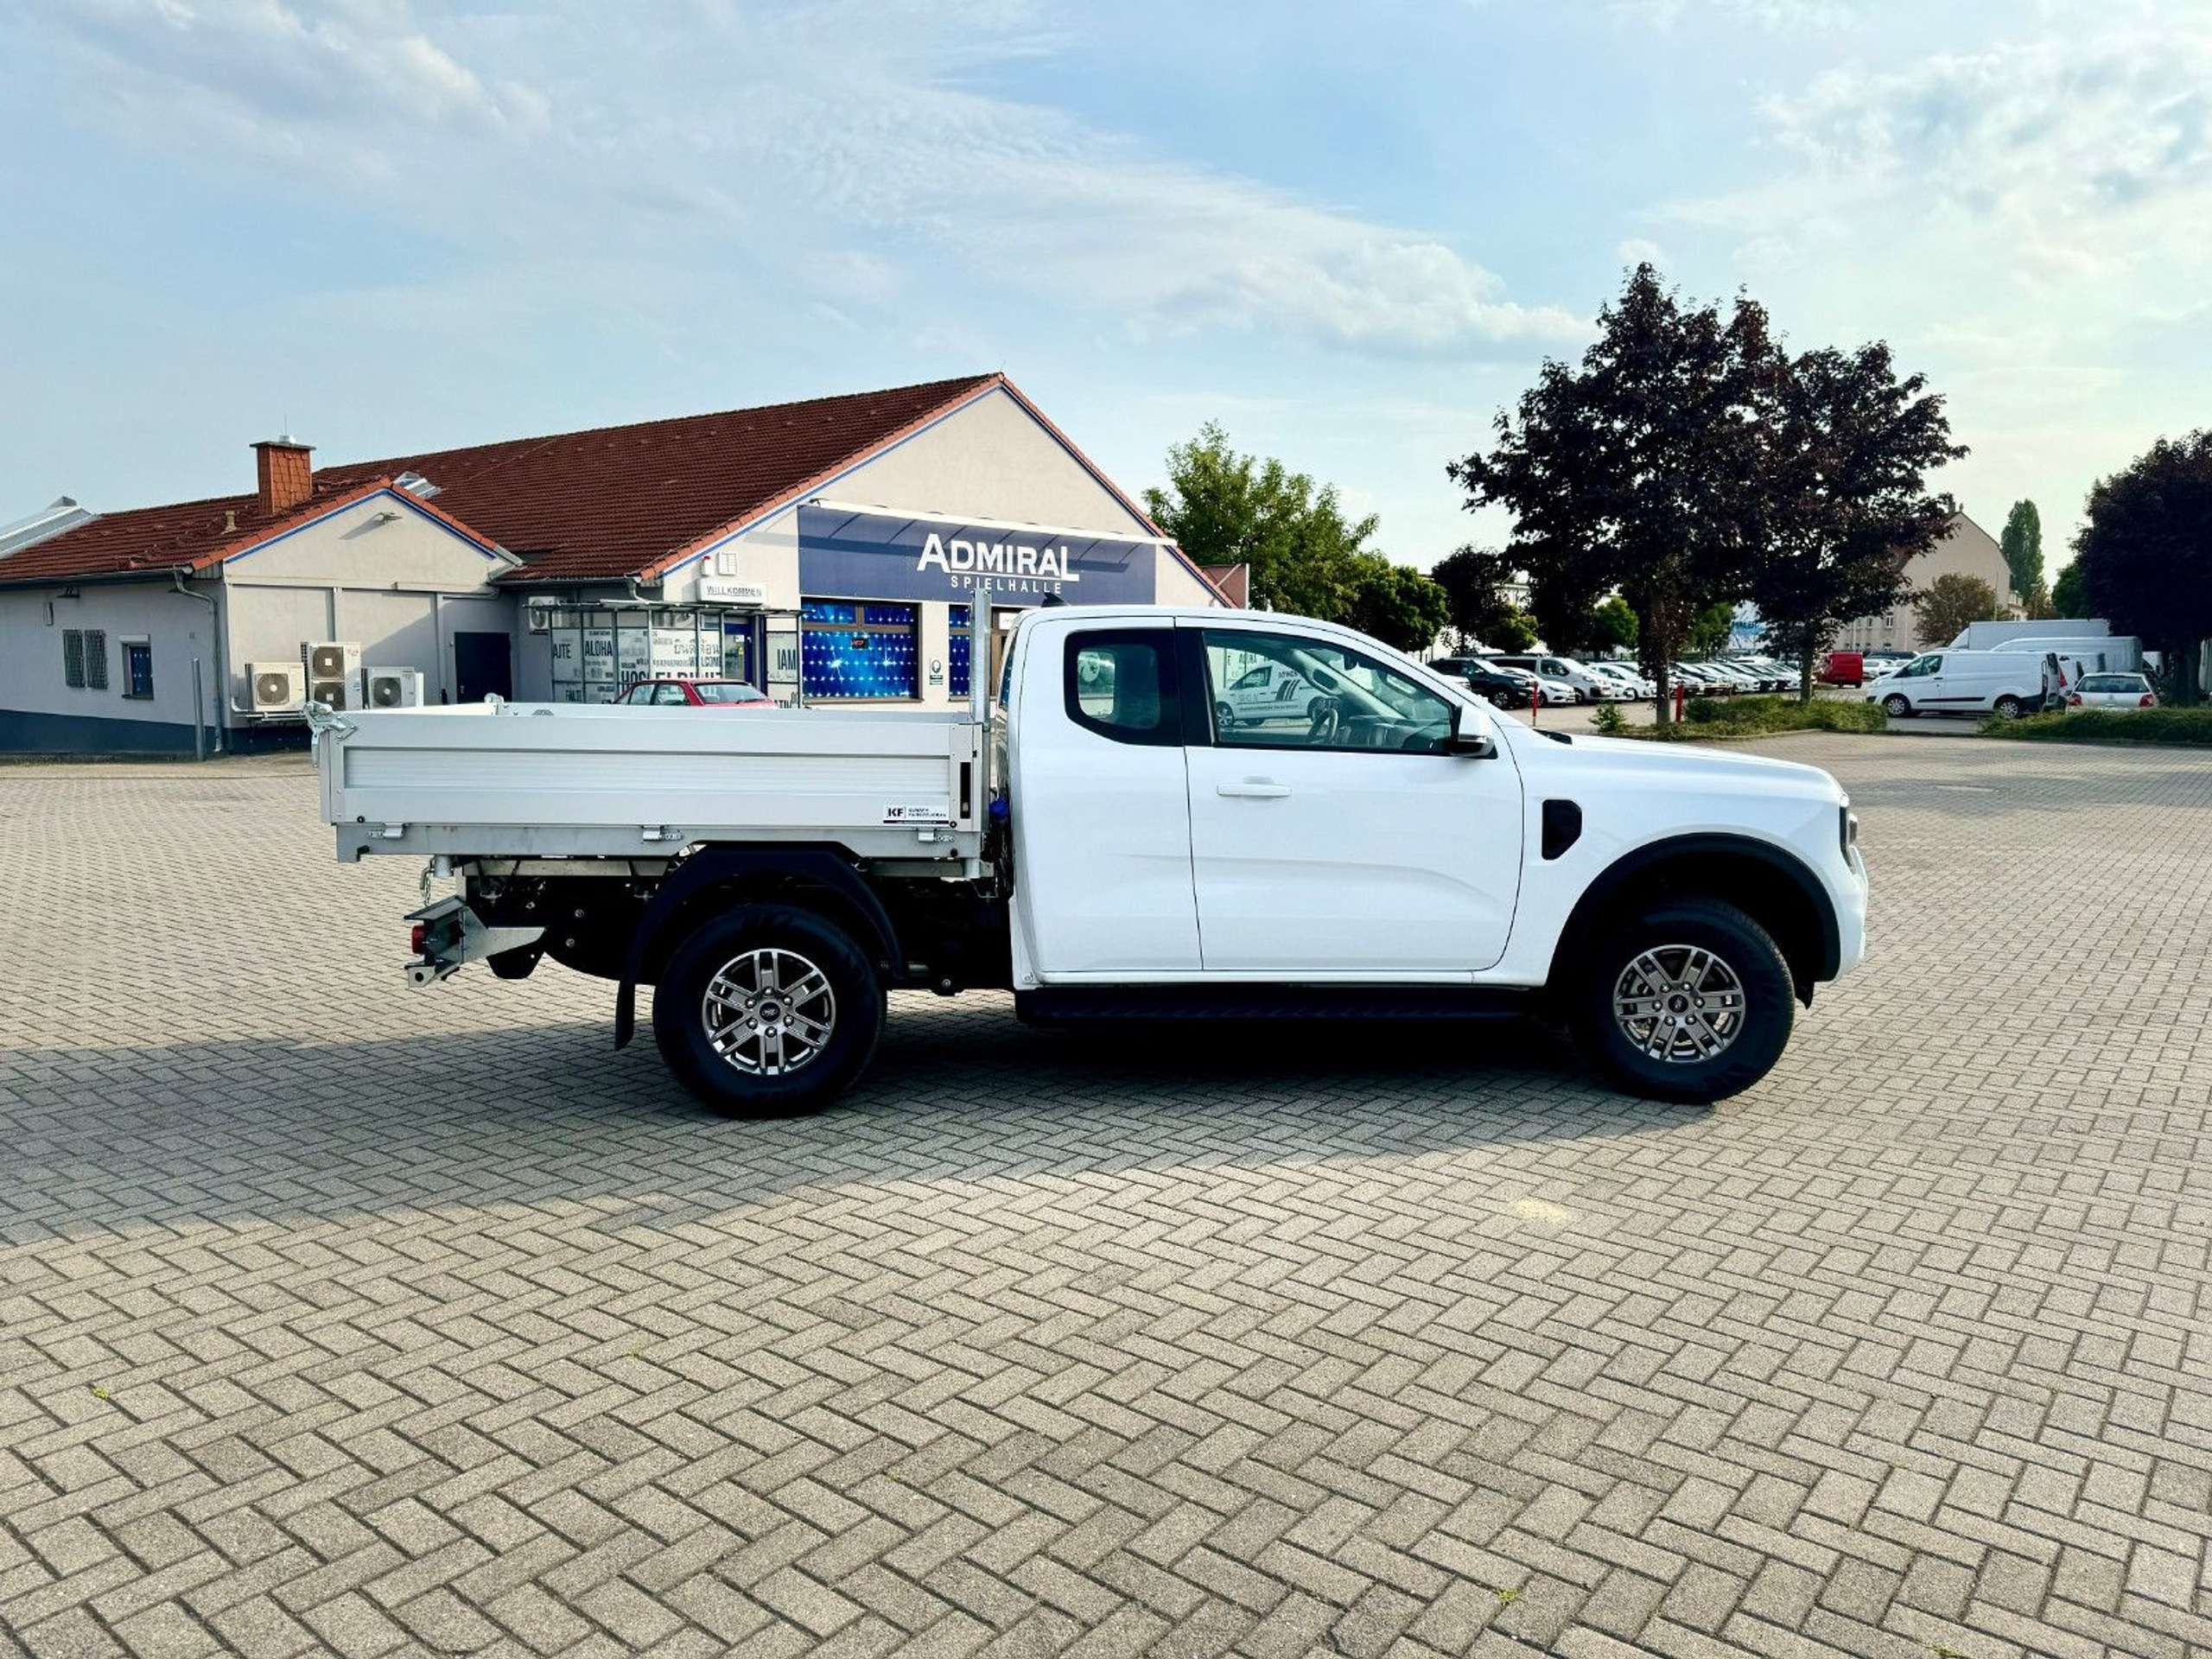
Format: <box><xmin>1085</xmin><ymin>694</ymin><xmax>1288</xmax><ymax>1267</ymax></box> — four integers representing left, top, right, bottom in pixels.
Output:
<box><xmin>315</xmin><ymin>606</ymin><xmax>1866</xmax><ymax>1112</ymax></box>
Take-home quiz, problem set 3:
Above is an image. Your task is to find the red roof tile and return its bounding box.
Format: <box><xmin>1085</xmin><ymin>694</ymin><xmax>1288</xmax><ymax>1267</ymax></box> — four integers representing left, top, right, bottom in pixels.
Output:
<box><xmin>3</xmin><ymin>374</ymin><xmax>1002</xmax><ymax>588</ymax></box>
<box><xmin>324</xmin><ymin>374</ymin><xmax>1007</xmax><ymax>584</ymax></box>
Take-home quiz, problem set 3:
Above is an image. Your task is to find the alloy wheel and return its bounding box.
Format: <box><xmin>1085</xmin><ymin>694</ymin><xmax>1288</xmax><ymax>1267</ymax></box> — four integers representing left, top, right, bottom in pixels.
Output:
<box><xmin>701</xmin><ymin>949</ymin><xmax>837</xmax><ymax>1076</ymax></box>
<box><xmin>1611</xmin><ymin>944</ymin><xmax>1747</xmax><ymax>1065</ymax></box>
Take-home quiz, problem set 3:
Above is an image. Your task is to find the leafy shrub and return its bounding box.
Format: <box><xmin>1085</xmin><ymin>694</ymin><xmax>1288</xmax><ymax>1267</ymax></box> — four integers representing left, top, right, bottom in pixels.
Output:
<box><xmin>1981</xmin><ymin>707</ymin><xmax>2212</xmax><ymax>745</ymax></box>
<box><xmin>1590</xmin><ymin>702</ymin><xmax>1626</xmax><ymax>735</ymax></box>
<box><xmin>1684</xmin><ymin>696</ymin><xmax>1728</xmax><ymax>723</ymax></box>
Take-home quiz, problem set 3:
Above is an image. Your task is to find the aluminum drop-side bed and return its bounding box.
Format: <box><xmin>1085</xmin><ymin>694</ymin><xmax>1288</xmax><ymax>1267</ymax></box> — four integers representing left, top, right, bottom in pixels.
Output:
<box><xmin>317</xmin><ymin>701</ymin><xmax>987</xmax><ymax>863</ymax></box>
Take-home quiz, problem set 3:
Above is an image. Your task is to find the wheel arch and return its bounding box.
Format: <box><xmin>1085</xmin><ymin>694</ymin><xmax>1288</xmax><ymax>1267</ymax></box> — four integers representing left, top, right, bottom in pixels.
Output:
<box><xmin>614</xmin><ymin>846</ymin><xmax>901</xmax><ymax>1050</ymax></box>
<box><xmin>1549</xmin><ymin>833</ymin><xmax>1840</xmax><ymax>1006</ymax></box>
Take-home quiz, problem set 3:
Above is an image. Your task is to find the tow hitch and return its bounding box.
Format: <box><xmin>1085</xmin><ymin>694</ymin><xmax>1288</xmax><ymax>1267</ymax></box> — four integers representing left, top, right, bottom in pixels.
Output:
<box><xmin>404</xmin><ymin>896</ymin><xmax>545</xmax><ymax>988</ymax></box>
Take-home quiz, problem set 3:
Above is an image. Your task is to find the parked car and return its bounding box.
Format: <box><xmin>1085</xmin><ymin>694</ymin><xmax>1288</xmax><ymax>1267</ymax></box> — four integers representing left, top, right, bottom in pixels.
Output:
<box><xmin>1477</xmin><ymin>658</ymin><xmax>1574</xmax><ymax>707</ymax></box>
<box><xmin>322</xmin><ymin>603</ymin><xmax>1869</xmax><ymax>1109</ymax></box>
<box><xmin>1588</xmin><ymin>661</ymin><xmax>1655</xmax><ymax>698</ymax></box>
<box><xmin>2068</xmin><ymin>672</ymin><xmax>2158</xmax><ymax>710</ymax></box>
<box><xmin>1456</xmin><ymin>663</ymin><xmax>1535</xmax><ymax>709</ymax></box>
<box><xmin>1672</xmin><ymin>664</ymin><xmax>1736</xmax><ymax>695</ymax></box>
<box><xmin>616</xmin><ymin>678</ymin><xmax>773</xmax><ymax>707</ymax></box>
<box><xmin>1863</xmin><ymin>650</ymin><xmax>2053</xmax><ymax>720</ymax></box>
<box><xmin>1726</xmin><ymin>658</ymin><xmax>1791</xmax><ymax>693</ymax></box>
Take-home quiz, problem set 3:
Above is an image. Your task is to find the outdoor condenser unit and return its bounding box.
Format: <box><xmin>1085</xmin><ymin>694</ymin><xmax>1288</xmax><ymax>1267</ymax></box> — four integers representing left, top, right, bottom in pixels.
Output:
<box><xmin>249</xmin><ymin>662</ymin><xmax>305</xmax><ymax>712</ymax></box>
<box><xmin>366</xmin><ymin>667</ymin><xmax>424</xmax><ymax>709</ymax></box>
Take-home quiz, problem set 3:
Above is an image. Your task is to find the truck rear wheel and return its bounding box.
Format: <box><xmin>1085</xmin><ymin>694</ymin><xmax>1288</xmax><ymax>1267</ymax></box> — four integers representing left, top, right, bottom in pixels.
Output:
<box><xmin>1573</xmin><ymin>898</ymin><xmax>1793</xmax><ymax>1104</ymax></box>
<box><xmin>652</xmin><ymin>904</ymin><xmax>884</xmax><ymax>1116</ymax></box>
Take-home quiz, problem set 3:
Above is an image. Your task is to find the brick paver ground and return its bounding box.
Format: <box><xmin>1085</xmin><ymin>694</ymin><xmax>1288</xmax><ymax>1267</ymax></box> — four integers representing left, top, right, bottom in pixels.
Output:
<box><xmin>2</xmin><ymin>738</ymin><xmax>2208</xmax><ymax>1659</ymax></box>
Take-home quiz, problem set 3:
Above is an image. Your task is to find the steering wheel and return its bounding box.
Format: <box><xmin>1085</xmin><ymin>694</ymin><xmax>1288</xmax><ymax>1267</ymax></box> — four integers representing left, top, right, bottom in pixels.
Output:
<box><xmin>1306</xmin><ymin>697</ymin><xmax>1344</xmax><ymax>746</ymax></box>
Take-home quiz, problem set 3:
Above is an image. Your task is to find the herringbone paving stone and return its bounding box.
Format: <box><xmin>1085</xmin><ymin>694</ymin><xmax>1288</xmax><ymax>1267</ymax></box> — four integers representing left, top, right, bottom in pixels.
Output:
<box><xmin>0</xmin><ymin>739</ymin><xmax>2207</xmax><ymax>1658</ymax></box>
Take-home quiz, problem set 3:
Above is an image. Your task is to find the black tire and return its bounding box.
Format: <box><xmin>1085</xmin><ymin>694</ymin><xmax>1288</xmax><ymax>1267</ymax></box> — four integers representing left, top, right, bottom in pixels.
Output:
<box><xmin>652</xmin><ymin>903</ymin><xmax>885</xmax><ymax>1116</ymax></box>
<box><xmin>1214</xmin><ymin>700</ymin><xmax>1234</xmax><ymax>731</ymax></box>
<box><xmin>1993</xmin><ymin>695</ymin><xmax>2024</xmax><ymax>720</ymax></box>
<box><xmin>1882</xmin><ymin>692</ymin><xmax>1911</xmax><ymax>718</ymax></box>
<box><xmin>1572</xmin><ymin>898</ymin><xmax>1794</xmax><ymax>1104</ymax></box>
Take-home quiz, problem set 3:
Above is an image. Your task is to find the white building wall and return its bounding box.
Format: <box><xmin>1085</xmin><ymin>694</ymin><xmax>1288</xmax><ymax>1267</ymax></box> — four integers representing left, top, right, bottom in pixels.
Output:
<box><xmin>217</xmin><ymin>493</ymin><xmax>518</xmax><ymax>715</ymax></box>
<box><xmin>0</xmin><ymin>582</ymin><xmax>221</xmax><ymax>750</ymax></box>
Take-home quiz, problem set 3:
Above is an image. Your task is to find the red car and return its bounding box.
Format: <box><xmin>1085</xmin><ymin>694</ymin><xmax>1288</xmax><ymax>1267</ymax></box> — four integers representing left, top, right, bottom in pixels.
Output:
<box><xmin>614</xmin><ymin>678</ymin><xmax>772</xmax><ymax>708</ymax></box>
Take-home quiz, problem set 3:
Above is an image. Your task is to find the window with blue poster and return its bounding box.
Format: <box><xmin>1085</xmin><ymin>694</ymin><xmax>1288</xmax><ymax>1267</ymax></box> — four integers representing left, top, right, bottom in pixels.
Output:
<box><xmin>800</xmin><ymin>600</ymin><xmax>918</xmax><ymax>699</ymax></box>
<box><xmin>950</xmin><ymin>605</ymin><xmax>971</xmax><ymax>700</ymax></box>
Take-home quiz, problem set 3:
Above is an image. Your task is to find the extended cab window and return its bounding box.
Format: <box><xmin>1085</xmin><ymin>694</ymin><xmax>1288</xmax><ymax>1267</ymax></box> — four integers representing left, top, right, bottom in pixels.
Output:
<box><xmin>1065</xmin><ymin>631</ymin><xmax>1179</xmax><ymax>746</ymax></box>
<box><xmin>1201</xmin><ymin>630</ymin><xmax>1453</xmax><ymax>753</ymax></box>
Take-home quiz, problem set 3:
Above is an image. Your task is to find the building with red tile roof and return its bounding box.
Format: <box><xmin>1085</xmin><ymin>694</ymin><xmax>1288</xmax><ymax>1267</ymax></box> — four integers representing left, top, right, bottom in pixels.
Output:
<box><xmin>0</xmin><ymin>374</ymin><xmax>1222</xmax><ymax>753</ymax></box>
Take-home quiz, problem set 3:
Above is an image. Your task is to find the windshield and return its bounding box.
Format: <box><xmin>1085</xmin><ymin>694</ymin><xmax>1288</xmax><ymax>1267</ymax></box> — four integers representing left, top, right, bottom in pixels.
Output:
<box><xmin>691</xmin><ymin>682</ymin><xmax>764</xmax><ymax>704</ymax></box>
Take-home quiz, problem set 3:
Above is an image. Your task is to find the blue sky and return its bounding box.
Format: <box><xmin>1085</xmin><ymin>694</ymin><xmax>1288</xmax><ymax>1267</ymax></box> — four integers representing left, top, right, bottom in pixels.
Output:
<box><xmin>4</xmin><ymin>0</ymin><xmax>2207</xmax><ymax>573</ymax></box>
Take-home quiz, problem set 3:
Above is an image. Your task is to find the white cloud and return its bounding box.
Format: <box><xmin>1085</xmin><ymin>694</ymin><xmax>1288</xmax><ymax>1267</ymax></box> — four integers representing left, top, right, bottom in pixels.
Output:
<box><xmin>1671</xmin><ymin>24</ymin><xmax>2212</xmax><ymax>333</ymax></box>
<box><xmin>25</xmin><ymin>0</ymin><xmax>1578</xmax><ymax>356</ymax></box>
<box><xmin>1659</xmin><ymin>16</ymin><xmax>2212</xmax><ymax>543</ymax></box>
<box><xmin>1615</xmin><ymin>237</ymin><xmax>1670</xmax><ymax>269</ymax></box>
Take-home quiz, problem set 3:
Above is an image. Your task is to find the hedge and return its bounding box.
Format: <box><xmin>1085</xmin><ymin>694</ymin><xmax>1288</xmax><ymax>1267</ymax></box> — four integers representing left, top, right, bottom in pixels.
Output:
<box><xmin>1624</xmin><ymin>695</ymin><xmax>1887</xmax><ymax>742</ymax></box>
<box><xmin>1979</xmin><ymin>707</ymin><xmax>2212</xmax><ymax>745</ymax></box>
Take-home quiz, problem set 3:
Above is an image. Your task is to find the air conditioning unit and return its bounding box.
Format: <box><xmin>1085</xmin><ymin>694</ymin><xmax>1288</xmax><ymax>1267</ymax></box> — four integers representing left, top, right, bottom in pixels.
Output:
<box><xmin>249</xmin><ymin>662</ymin><xmax>305</xmax><ymax>713</ymax></box>
<box><xmin>366</xmin><ymin>667</ymin><xmax>424</xmax><ymax>709</ymax></box>
<box><xmin>305</xmin><ymin>640</ymin><xmax>362</xmax><ymax>682</ymax></box>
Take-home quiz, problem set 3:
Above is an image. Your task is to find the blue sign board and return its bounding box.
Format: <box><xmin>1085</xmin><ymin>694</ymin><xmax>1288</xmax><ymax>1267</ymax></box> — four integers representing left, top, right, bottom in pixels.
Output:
<box><xmin>797</xmin><ymin>505</ymin><xmax>1158</xmax><ymax>607</ymax></box>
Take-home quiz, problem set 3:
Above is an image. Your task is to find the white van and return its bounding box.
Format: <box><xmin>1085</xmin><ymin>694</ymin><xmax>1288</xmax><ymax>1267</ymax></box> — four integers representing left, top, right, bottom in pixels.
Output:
<box><xmin>1489</xmin><ymin>653</ymin><xmax>1630</xmax><ymax>702</ymax></box>
<box><xmin>1986</xmin><ymin>635</ymin><xmax>2142</xmax><ymax>674</ymax></box>
<box><xmin>1865</xmin><ymin>650</ymin><xmax>2056</xmax><ymax>720</ymax></box>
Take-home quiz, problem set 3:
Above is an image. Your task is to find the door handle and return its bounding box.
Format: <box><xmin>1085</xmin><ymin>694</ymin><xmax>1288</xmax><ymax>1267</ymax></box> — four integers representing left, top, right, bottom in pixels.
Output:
<box><xmin>1217</xmin><ymin>779</ymin><xmax>1291</xmax><ymax>798</ymax></box>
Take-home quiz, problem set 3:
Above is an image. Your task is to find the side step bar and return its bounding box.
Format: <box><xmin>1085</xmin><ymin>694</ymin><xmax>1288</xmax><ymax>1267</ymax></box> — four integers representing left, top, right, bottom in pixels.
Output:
<box><xmin>1016</xmin><ymin>984</ymin><xmax>1540</xmax><ymax>1024</ymax></box>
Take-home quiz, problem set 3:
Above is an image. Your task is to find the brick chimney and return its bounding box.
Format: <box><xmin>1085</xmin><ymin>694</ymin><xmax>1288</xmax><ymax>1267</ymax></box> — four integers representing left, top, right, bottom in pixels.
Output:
<box><xmin>252</xmin><ymin>436</ymin><xmax>315</xmax><ymax>517</ymax></box>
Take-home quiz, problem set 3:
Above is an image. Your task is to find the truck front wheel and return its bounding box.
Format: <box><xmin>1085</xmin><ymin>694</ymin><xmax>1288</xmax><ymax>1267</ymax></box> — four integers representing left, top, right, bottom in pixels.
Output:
<box><xmin>1573</xmin><ymin>898</ymin><xmax>1793</xmax><ymax>1104</ymax></box>
<box><xmin>652</xmin><ymin>904</ymin><xmax>885</xmax><ymax>1116</ymax></box>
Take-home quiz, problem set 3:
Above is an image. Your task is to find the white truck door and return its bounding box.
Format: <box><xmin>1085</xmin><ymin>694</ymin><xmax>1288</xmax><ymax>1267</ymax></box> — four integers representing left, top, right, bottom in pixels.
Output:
<box><xmin>1013</xmin><ymin>624</ymin><xmax>1201</xmax><ymax>976</ymax></box>
<box><xmin>1181</xmin><ymin>623</ymin><xmax>1523</xmax><ymax>975</ymax></box>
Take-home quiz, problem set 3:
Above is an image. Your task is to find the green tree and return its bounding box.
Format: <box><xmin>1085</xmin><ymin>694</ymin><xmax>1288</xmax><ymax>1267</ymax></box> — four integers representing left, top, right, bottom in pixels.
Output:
<box><xmin>1591</xmin><ymin>594</ymin><xmax>1638</xmax><ymax>654</ymax></box>
<box><xmin>1448</xmin><ymin>265</ymin><xmax>1775</xmax><ymax>725</ymax></box>
<box><xmin>1913</xmin><ymin>572</ymin><xmax>2001</xmax><ymax>646</ymax></box>
<box><xmin>1145</xmin><ymin>423</ymin><xmax>1378</xmax><ymax>620</ymax></box>
<box><xmin>1490</xmin><ymin>611</ymin><xmax>1539</xmax><ymax>652</ymax></box>
<box><xmin>1687</xmin><ymin>601</ymin><xmax>1738</xmax><ymax>658</ymax></box>
<box><xmin>1344</xmin><ymin>555</ymin><xmax>1452</xmax><ymax>652</ymax></box>
<box><xmin>2050</xmin><ymin>560</ymin><xmax>2091</xmax><ymax>618</ymax></box>
<box><xmin>1428</xmin><ymin>546</ymin><xmax>1522</xmax><ymax>649</ymax></box>
<box><xmin>2071</xmin><ymin>431</ymin><xmax>2212</xmax><ymax>705</ymax></box>
<box><xmin>1999</xmin><ymin>499</ymin><xmax>2044</xmax><ymax>604</ymax></box>
<box><xmin>1749</xmin><ymin>342</ymin><xmax>1964</xmax><ymax>701</ymax></box>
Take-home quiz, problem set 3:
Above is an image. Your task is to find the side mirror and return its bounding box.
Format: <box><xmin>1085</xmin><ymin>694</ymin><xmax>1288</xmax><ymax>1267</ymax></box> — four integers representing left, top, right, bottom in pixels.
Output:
<box><xmin>1445</xmin><ymin>702</ymin><xmax>1497</xmax><ymax>758</ymax></box>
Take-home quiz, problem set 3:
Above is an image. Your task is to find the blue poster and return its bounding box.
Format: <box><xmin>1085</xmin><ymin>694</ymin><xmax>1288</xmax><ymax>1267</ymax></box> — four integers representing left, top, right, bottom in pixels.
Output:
<box><xmin>797</xmin><ymin>505</ymin><xmax>1159</xmax><ymax>607</ymax></box>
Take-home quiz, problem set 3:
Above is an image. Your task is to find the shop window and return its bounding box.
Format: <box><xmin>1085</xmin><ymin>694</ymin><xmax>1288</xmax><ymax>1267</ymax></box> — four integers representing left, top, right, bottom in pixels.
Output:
<box><xmin>950</xmin><ymin>606</ymin><xmax>1016</xmax><ymax>702</ymax></box>
<box><xmin>801</xmin><ymin>600</ymin><xmax>917</xmax><ymax>700</ymax></box>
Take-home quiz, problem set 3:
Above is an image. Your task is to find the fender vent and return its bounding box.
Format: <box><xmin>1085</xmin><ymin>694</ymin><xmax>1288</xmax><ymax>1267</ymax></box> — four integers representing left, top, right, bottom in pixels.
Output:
<box><xmin>1541</xmin><ymin>799</ymin><xmax>1583</xmax><ymax>860</ymax></box>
